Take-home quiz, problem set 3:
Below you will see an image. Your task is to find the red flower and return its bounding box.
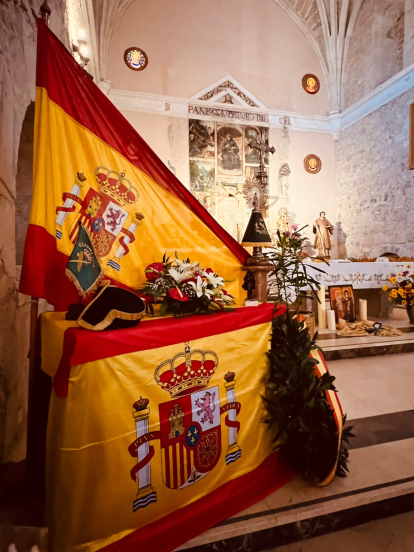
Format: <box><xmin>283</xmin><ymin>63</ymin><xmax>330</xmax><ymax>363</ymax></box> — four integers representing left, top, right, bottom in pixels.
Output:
<box><xmin>145</xmin><ymin>262</ymin><xmax>164</xmax><ymax>281</ymax></box>
<box><xmin>169</xmin><ymin>288</ymin><xmax>191</xmax><ymax>302</ymax></box>
<box><xmin>204</xmin><ymin>268</ymin><xmax>214</xmax><ymax>274</ymax></box>
<box><xmin>139</xmin><ymin>294</ymin><xmax>153</xmax><ymax>305</ymax></box>
<box><xmin>221</xmin><ymin>289</ymin><xmax>233</xmax><ymax>297</ymax></box>
<box><xmin>182</xmin><ymin>277</ymin><xmax>197</xmax><ymax>284</ymax></box>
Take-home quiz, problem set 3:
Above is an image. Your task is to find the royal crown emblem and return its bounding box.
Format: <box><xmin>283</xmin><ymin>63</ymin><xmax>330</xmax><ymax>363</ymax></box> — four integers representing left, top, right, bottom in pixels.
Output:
<box><xmin>154</xmin><ymin>342</ymin><xmax>218</xmax><ymax>398</ymax></box>
<box><xmin>56</xmin><ymin>169</ymin><xmax>144</xmax><ymax>274</ymax></box>
<box><xmin>95</xmin><ymin>166</ymin><xmax>139</xmax><ymax>206</ymax></box>
<box><xmin>129</xmin><ymin>342</ymin><xmax>242</xmax><ymax>512</ymax></box>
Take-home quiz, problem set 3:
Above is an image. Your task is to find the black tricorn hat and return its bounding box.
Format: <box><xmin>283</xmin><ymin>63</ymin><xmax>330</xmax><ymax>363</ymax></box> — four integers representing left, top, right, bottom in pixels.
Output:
<box><xmin>77</xmin><ymin>281</ymin><xmax>145</xmax><ymax>331</ymax></box>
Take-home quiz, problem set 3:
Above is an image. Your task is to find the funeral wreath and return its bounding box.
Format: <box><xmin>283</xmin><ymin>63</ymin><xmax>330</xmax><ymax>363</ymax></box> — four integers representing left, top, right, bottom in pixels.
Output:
<box><xmin>139</xmin><ymin>253</ymin><xmax>235</xmax><ymax>317</ymax></box>
<box><xmin>264</xmin><ymin>227</ymin><xmax>354</xmax><ymax>484</ymax></box>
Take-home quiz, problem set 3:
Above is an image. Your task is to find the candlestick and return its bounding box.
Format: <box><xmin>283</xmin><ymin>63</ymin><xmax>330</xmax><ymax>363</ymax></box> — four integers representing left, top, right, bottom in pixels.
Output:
<box><xmin>326</xmin><ymin>309</ymin><xmax>336</xmax><ymax>331</ymax></box>
<box><xmin>359</xmin><ymin>299</ymin><xmax>368</xmax><ymax>321</ymax></box>
<box><xmin>317</xmin><ymin>285</ymin><xmax>326</xmax><ymax>329</ymax></box>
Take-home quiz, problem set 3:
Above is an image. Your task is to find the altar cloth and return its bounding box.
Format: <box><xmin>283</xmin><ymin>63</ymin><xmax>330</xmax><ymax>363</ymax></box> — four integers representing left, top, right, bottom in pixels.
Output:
<box><xmin>305</xmin><ymin>261</ymin><xmax>413</xmax><ymax>289</ymax></box>
<box><xmin>41</xmin><ymin>305</ymin><xmax>295</xmax><ymax>552</ymax></box>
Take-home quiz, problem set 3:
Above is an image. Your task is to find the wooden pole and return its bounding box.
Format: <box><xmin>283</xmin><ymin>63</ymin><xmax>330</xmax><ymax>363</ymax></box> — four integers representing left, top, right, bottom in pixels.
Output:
<box><xmin>26</xmin><ymin>0</ymin><xmax>50</xmax><ymax>495</ymax></box>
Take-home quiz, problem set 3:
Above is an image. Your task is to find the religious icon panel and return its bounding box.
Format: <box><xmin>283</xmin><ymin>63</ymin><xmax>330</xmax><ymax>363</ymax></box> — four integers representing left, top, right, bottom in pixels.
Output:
<box><xmin>217</xmin><ymin>124</ymin><xmax>243</xmax><ymax>176</ymax></box>
<box><xmin>189</xmin><ymin>160</ymin><xmax>215</xmax><ymax>193</ymax></box>
<box><xmin>244</xmin><ymin>127</ymin><xmax>269</xmax><ymax>165</ymax></box>
<box><xmin>124</xmin><ymin>47</ymin><xmax>148</xmax><ymax>71</ymax></box>
<box><xmin>329</xmin><ymin>285</ymin><xmax>356</xmax><ymax>323</ymax></box>
<box><xmin>189</xmin><ymin>120</ymin><xmax>215</xmax><ymax>159</ymax></box>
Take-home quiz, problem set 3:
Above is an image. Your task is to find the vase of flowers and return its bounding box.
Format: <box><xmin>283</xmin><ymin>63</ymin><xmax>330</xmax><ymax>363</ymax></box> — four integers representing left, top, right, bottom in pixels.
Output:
<box><xmin>383</xmin><ymin>267</ymin><xmax>414</xmax><ymax>324</ymax></box>
<box><xmin>139</xmin><ymin>253</ymin><xmax>235</xmax><ymax>317</ymax></box>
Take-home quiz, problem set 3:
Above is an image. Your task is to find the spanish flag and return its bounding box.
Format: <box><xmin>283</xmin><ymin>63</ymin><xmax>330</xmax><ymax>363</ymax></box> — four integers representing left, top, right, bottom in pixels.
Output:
<box><xmin>19</xmin><ymin>19</ymin><xmax>249</xmax><ymax>310</ymax></box>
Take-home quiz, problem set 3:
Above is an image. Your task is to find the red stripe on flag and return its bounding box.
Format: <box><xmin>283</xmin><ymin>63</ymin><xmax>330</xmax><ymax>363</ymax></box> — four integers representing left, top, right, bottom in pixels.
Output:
<box><xmin>186</xmin><ymin>446</ymin><xmax>191</xmax><ymax>480</ymax></box>
<box><xmin>52</xmin><ymin>303</ymin><xmax>277</xmax><ymax>398</ymax></box>
<box><xmin>34</xmin><ymin>19</ymin><xmax>249</xmax><ymax>267</ymax></box>
<box><xmin>172</xmin><ymin>444</ymin><xmax>178</xmax><ymax>489</ymax></box>
<box><xmin>164</xmin><ymin>448</ymin><xmax>170</xmax><ymax>489</ymax></box>
<box><xmin>98</xmin><ymin>452</ymin><xmax>295</xmax><ymax>552</ymax></box>
<box><xmin>179</xmin><ymin>443</ymin><xmax>185</xmax><ymax>487</ymax></box>
<box><xmin>19</xmin><ymin>224</ymin><xmax>135</xmax><ymax>311</ymax></box>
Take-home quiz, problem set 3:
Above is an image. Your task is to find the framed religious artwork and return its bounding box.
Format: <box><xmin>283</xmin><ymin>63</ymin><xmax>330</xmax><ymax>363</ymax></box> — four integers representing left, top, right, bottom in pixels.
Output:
<box><xmin>302</xmin><ymin>74</ymin><xmax>320</xmax><ymax>94</ymax></box>
<box><xmin>189</xmin><ymin>120</ymin><xmax>215</xmax><ymax>159</ymax></box>
<box><xmin>189</xmin><ymin>160</ymin><xmax>215</xmax><ymax>193</ymax></box>
<box><xmin>124</xmin><ymin>47</ymin><xmax>148</xmax><ymax>71</ymax></box>
<box><xmin>329</xmin><ymin>285</ymin><xmax>356</xmax><ymax>323</ymax></box>
<box><xmin>304</xmin><ymin>154</ymin><xmax>322</xmax><ymax>174</ymax></box>
<box><xmin>409</xmin><ymin>103</ymin><xmax>414</xmax><ymax>170</ymax></box>
<box><xmin>244</xmin><ymin>127</ymin><xmax>269</xmax><ymax>165</ymax></box>
<box><xmin>217</xmin><ymin>124</ymin><xmax>243</xmax><ymax>176</ymax></box>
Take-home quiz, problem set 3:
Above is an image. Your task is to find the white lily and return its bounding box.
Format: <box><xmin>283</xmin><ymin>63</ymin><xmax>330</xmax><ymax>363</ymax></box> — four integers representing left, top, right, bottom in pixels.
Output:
<box><xmin>189</xmin><ymin>275</ymin><xmax>213</xmax><ymax>298</ymax></box>
<box><xmin>168</xmin><ymin>268</ymin><xmax>188</xmax><ymax>283</ymax></box>
<box><xmin>203</xmin><ymin>271</ymin><xmax>224</xmax><ymax>288</ymax></box>
<box><xmin>175</xmin><ymin>258</ymin><xmax>200</xmax><ymax>272</ymax></box>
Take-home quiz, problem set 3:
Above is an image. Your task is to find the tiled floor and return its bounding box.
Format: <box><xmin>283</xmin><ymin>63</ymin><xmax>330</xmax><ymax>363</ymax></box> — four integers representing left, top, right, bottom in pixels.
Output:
<box><xmin>266</xmin><ymin>510</ymin><xmax>414</xmax><ymax>551</ymax></box>
<box><xmin>329</xmin><ymin>352</ymin><xmax>414</xmax><ymax>419</ymax></box>
<box><xmin>177</xmin><ymin>352</ymin><xmax>414</xmax><ymax>551</ymax></box>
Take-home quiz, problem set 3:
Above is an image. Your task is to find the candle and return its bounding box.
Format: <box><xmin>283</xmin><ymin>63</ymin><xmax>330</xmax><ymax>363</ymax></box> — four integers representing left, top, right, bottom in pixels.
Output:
<box><xmin>317</xmin><ymin>285</ymin><xmax>326</xmax><ymax>329</ymax></box>
<box><xmin>326</xmin><ymin>309</ymin><xmax>336</xmax><ymax>331</ymax></box>
<box><xmin>318</xmin><ymin>285</ymin><xmax>326</xmax><ymax>330</ymax></box>
<box><xmin>359</xmin><ymin>299</ymin><xmax>368</xmax><ymax>321</ymax></box>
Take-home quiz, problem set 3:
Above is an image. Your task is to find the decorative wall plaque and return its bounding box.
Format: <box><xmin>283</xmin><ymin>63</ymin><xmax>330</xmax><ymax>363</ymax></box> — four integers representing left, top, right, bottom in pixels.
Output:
<box><xmin>302</xmin><ymin>74</ymin><xmax>320</xmax><ymax>95</ymax></box>
<box><xmin>304</xmin><ymin>154</ymin><xmax>322</xmax><ymax>174</ymax></box>
<box><xmin>124</xmin><ymin>47</ymin><xmax>148</xmax><ymax>71</ymax></box>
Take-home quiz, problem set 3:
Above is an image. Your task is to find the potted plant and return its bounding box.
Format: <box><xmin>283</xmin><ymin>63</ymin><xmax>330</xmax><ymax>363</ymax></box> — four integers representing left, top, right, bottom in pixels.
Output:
<box><xmin>263</xmin><ymin>226</ymin><xmax>354</xmax><ymax>485</ymax></box>
<box><xmin>267</xmin><ymin>225</ymin><xmax>326</xmax><ymax>337</ymax></box>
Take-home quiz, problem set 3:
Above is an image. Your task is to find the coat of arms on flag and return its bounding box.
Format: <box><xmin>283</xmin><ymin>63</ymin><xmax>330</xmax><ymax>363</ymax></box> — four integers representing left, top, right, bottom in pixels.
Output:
<box><xmin>56</xmin><ymin>167</ymin><xmax>144</xmax><ymax>273</ymax></box>
<box><xmin>128</xmin><ymin>343</ymin><xmax>242</xmax><ymax>512</ymax></box>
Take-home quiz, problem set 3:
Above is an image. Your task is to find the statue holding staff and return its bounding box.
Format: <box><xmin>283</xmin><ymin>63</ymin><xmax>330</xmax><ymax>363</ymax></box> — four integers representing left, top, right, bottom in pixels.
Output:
<box><xmin>313</xmin><ymin>211</ymin><xmax>334</xmax><ymax>258</ymax></box>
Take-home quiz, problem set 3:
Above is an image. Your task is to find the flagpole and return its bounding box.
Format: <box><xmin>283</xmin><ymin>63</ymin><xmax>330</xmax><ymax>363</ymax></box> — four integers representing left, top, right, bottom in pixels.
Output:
<box><xmin>26</xmin><ymin>0</ymin><xmax>50</xmax><ymax>497</ymax></box>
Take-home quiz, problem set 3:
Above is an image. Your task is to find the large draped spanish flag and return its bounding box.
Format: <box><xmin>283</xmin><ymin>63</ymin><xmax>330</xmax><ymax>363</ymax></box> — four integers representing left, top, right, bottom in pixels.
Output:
<box><xmin>19</xmin><ymin>19</ymin><xmax>249</xmax><ymax>310</ymax></box>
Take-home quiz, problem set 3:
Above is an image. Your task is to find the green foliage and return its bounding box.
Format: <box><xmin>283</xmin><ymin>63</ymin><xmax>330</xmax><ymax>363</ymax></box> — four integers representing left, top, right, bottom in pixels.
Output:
<box><xmin>263</xmin><ymin>311</ymin><xmax>353</xmax><ymax>483</ymax></box>
<box><xmin>267</xmin><ymin>227</ymin><xmax>328</xmax><ymax>313</ymax></box>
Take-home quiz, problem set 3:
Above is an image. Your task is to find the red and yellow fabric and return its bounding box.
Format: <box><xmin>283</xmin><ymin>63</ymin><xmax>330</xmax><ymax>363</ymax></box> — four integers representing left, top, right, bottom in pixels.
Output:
<box><xmin>310</xmin><ymin>348</ymin><xmax>344</xmax><ymax>487</ymax></box>
<box><xmin>41</xmin><ymin>305</ymin><xmax>295</xmax><ymax>552</ymax></box>
<box><xmin>19</xmin><ymin>20</ymin><xmax>249</xmax><ymax>311</ymax></box>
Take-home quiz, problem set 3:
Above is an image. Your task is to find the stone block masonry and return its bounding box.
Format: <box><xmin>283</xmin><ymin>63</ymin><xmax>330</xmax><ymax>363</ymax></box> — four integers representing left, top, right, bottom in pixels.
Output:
<box><xmin>336</xmin><ymin>88</ymin><xmax>414</xmax><ymax>259</ymax></box>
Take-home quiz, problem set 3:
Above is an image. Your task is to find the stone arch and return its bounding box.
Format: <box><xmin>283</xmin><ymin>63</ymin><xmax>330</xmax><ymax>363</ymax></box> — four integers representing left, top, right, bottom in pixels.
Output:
<box><xmin>15</xmin><ymin>102</ymin><xmax>35</xmax><ymax>266</ymax></box>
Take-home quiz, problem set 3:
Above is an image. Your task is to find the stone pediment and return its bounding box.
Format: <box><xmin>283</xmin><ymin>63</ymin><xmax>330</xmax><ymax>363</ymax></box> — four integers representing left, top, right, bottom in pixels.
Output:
<box><xmin>190</xmin><ymin>75</ymin><xmax>266</xmax><ymax>109</ymax></box>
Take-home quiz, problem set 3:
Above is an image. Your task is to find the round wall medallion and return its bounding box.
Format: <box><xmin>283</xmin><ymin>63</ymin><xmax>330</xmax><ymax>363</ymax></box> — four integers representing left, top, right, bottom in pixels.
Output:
<box><xmin>124</xmin><ymin>47</ymin><xmax>148</xmax><ymax>71</ymax></box>
<box><xmin>302</xmin><ymin>74</ymin><xmax>320</xmax><ymax>94</ymax></box>
<box><xmin>304</xmin><ymin>154</ymin><xmax>322</xmax><ymax>174</ymax></box>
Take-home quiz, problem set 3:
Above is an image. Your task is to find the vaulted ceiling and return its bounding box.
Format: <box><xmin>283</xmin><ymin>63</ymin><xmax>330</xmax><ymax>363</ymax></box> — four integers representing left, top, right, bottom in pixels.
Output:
<box><xmin>92</xmin><ymin>0</ymin><xmax>364</xmax><ymax>113</ymax></box>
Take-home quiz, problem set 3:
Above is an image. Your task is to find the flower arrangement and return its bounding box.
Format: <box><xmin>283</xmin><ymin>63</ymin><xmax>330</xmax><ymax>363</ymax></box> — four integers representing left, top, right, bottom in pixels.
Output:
<box><xmin>383</xmin><ymin>266</ymin><xmax>414</xmax><ymax>322</ymax></box>
<box><xmin>268</xmin><ymin>225</ymin><xmax>326</xmax><ymax>311</ymax></box>
<box><xmin>139</xmin><ymin>253</ymin><xmax>235</xmax><ymax>317</ymax></box>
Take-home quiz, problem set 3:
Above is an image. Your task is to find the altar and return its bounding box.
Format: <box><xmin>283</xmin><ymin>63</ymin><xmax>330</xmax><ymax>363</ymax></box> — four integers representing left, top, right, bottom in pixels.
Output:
<box><xmin>304</xmin><ymin>261</ymin><xmax>413</xmax><ymax>318</ymax></box>
<box><xmin>305</xmin><ymin>261</ymin><xmax>413</xmax><ymax>289</ymax></box>
<box><xmin>41</xmin><ymin>306</ymin><xmax>294</xmax><ymax>552</ymax></box>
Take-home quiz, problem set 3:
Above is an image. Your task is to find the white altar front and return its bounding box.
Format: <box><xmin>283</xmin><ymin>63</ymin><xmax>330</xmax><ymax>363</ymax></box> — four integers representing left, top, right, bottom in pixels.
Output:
<box><xmin>305</xmin><ymin>261</ymin><xmax>413</xmax><ymax>289</ymax></box>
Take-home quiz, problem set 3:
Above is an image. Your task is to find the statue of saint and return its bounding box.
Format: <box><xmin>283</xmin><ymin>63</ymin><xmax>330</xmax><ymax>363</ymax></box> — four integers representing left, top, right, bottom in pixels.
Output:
<box><xmin>276</xmin><ymin>208</ymin><xmax>289</xmax><ymax>234</ymax></box>
<box><xmin>313</xmin><ymin>211</ymin><xmax>334</xmax><ymax>257</ymax></box>
<box><xmin>242</xmin><ymin>270</ymin><xmax>256</xmax><ymax>300</ymax></box>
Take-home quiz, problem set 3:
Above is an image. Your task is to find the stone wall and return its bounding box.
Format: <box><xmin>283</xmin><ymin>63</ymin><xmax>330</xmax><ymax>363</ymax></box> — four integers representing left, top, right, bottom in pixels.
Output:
<box><xmin>343</xmin><ymin>0</ymin><xmax>405</xmax><ymax>109</ymax></box>
<box><xmin>336</xmin><ymin>87</ymin><xmax>414</xmax><ymax>259</ymax></box>
<box><xmin>0</xmin><ymin>0</ymin><xmax>72</xmax><ymax>466</ymax></box>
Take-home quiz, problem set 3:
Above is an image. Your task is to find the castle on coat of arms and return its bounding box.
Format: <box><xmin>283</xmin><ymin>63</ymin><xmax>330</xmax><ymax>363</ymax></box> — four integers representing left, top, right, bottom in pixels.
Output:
<box><xmin>128</xmin><ymin>342</ymin><xmax>242</xmax><ymax>512</ymax></box>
